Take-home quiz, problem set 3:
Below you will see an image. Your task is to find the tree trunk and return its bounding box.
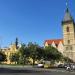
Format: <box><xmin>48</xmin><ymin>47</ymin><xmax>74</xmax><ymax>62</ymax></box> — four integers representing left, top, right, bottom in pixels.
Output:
<box><xmin>33</xmin><ymin>59</ymin><xmax>35</xmax><ymax>66</ymax></box>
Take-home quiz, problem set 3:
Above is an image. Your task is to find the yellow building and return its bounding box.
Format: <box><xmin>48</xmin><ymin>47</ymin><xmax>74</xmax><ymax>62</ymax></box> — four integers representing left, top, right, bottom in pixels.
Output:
<box><xmin>2</xmin><ymin>38</ymin><xmax>19</xmax><ymax>64</ymax></box>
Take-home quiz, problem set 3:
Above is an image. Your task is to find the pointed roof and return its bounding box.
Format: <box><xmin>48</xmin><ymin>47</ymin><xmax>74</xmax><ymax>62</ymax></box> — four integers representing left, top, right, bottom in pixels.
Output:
<box><xmin>62</xmin><ymin>8</ymin><xmax>73</xmax><ymax>22</ymax></box>
<box><xmin>45</xmin><ymin>39</ymin><xmax>63</xmax><ymax>45</ymax></box>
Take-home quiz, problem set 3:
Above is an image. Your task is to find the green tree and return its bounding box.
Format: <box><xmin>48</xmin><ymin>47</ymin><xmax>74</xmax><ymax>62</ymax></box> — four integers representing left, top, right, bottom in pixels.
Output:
<box><xmin>0</xmin><ymin>51</ymin><xmax>6</xmax><ymax>63</ymax></box>
<box><xmin>44</xmin><ymin>46</ymin><xmax>62</xmax><ymax>65</ymax></box>
<box><xmin>19</xmin><ymin>43</ymin><xmax>30</xmax><ymax>65</ymax></box>
<box><xmin>36</xmin><ymin>47</ymin><xmax>44</xmax><ymax>61</ymax></box>
<box><xmin>9</xmin><ymin>53</ymin><xmax>19</xmax><ymax>64</ymax></box>
<box><xmin>19</xmin><ymin>42</ymin><xmax>45</xmax><ymax>65</ymax></box>
<box><xmin>27</xmin><ymin>42</ymin><xmax>44</xmax><ymax>65</ymax></box>
<box><xmin>63</xmin><ymin>57</ymin><xmax>73</xmax><ymax>63</ymax></box>
<box><xmin>27</xmin><ymin>42</ymin><xmax>38</xmax><ymax>65</ymax></box>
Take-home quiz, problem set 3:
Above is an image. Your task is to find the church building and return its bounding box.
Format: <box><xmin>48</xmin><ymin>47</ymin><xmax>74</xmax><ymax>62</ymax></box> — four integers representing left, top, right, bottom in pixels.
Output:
<box><xmin>44</xmin><ymin>2</ymin><xmax>75</xmax><ymax>62</ymax></box>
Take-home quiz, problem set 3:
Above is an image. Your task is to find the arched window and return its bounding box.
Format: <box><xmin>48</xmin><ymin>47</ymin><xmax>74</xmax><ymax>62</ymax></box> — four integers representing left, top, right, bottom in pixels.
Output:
<box><xmin>66</xmin><ymin>26</ymin><xmax>69</xmax><ymax>32</ymax></box>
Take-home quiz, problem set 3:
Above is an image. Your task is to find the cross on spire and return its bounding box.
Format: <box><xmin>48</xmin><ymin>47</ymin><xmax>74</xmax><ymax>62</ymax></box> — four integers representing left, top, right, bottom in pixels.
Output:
<box><xmin>62</xmin><ymin>0</ymin><xmax>74</xmax><ymax>23</ymax></box>
<box><xmin>66</xmin><ymin>0</ymin><xmax>69</xmax><ymax>9</ymax></box>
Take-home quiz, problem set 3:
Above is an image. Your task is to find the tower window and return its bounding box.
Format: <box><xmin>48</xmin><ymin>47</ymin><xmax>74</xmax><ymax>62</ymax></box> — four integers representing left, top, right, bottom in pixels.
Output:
<box><xmin>70</xmin><ymin>46</ymin><xmax>72</xmax><ymax>50</ymax></box>
<box><xmin>68</xmin><ymin>40</ymin><xmax>70</xmax><ymax>44</ymax></box>
<box><xmin>66</xmin><ymin>47</ymin><xmax>68</xmax><ymax>50</ymax></box>
<box><xmin>66</xmin><ymin>27</ymin><xmax>69</xmax><ymax>32</ymax></box>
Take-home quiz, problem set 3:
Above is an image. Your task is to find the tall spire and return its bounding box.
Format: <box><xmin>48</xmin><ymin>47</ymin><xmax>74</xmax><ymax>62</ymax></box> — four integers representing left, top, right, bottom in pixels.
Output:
<box><xmin>66</xmin><ymin>0</ymin><xmax>69</xmax><ymax>12</ymax></box>
<box><xmin>66</xmin><ymin>0</ymin><xmax>68</xmax><ymax>9</ymax></box>
<box><xmin>62</xmin><ymin>0</ymin><xmax>73</xmax><ymax>23</ymax></box>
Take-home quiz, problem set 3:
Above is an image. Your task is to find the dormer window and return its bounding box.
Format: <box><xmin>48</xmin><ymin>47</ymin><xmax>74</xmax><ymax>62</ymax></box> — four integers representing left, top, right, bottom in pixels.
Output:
<box><xmin>67</xmin><ymin>26</ymin><xmax>69</xmax><ymax>32</ymax></box>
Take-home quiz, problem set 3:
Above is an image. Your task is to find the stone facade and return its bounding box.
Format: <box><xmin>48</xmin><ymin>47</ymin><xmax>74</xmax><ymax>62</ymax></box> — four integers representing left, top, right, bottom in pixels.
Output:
<box><xmin>44</xmin><ymin>8</ymin><xmax>75</xmax><ymax>62</ymax></box>
<box><xmin>62</xmin><ymin>8</ymin><xmax>75</xmax><ymax>62</ymax></box>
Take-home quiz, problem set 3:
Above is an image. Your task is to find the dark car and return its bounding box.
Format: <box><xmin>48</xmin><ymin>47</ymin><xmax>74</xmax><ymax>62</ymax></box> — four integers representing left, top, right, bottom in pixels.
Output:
<box><xmin>58</xmin><ymin>64</ymin><xmax>64</xmax><ymax>68</ymax></box>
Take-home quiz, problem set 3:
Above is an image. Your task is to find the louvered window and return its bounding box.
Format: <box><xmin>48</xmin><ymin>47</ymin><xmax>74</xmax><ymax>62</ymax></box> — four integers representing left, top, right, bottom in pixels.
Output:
<box><xmin>67</xmin><ymin>27</ymin><xmax>69</xmax><ymax>32</ymax></box>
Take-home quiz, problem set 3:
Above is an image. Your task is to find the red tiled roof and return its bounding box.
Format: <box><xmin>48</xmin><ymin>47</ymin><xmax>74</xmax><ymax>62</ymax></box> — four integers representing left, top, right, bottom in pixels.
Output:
<box><xmin>45</xmin><ymin>39</ymin><xmax>63</xmax><ymax>45</ymax></box>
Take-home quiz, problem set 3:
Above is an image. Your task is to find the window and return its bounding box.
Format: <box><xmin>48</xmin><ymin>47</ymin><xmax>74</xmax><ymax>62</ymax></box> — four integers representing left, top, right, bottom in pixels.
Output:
<box><xmin>66</xmin><ymin>26</ymin><xmax>69</xmax><ymax>32</ymax></box>
<box><xmin>70</xmin><ymin>46</ymin><xmax>72</xmax><ymax>50</ymax></box>
<box><xmin>66</xmin><ymin>47</ymin><xmax>68</xmax><ymax>50</ymax></box>
<box><xmin>68</xmin><ymin>40</ymin><xmax>70</xmax><ymax>44</ymax></box>
<box><xmin>66</xmin><ymin>46</ymin><xmax>72</xmax><ymax>50</ymax></box>
<box><xmin>56</xmin><ymin>44</ymin><xmax>58</xmax><ymax>47</ymax></box>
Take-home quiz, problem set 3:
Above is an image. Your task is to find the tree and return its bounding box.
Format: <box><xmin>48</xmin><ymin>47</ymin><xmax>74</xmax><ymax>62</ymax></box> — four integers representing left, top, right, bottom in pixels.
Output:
<box><xmin>19</xmin><ymin>43</ymin><xmax>30</xmax><ymax>65</ymax></box>
<box><xmin>36</xmin><ymin>47</ymin><xmax>44</xmax><ymax>61</ymax></box>
<box><xmin>19</xmin><ymin>42</ymin><xmax>45</xmax><ymax>65</ymax></box>
<box><xmin>27</xmin><ymin>42</ymin><xmax>44</xmax><ymax>65</ymax></box>
<box><xmin>0</xmin><ymin>51</ymin><xmax>6</xmax><ymax>63</ymax></box>
<box><xmin>9</xmin><ymin>53</ymin><xmax>19</xmax><ymax>64</ymax></box>
<box><xmin>15</xmin><ymin>37</ymin><xmax>19</xmax><ymax>49</ymax></box>
<box><xmin>27</xmin><ymin>42</ymin><xmax>38</xmax><ymax>65</ymax></box>
<box><xmin>44</xmin><ymin>46</ymin><xmax>62</xmax><ymax>65</ymax></box>
<box><xmin>63</xmin><ymin>57</ymin><xmax>73</xmax><ymax>63</ymax></box>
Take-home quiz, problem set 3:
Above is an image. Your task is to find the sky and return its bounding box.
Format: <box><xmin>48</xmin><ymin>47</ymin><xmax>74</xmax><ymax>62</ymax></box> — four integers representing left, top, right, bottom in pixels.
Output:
<box><xmin>0</xmin><ymin>0</ymin><xmax>75</xmax><ymax>47</ymax></box>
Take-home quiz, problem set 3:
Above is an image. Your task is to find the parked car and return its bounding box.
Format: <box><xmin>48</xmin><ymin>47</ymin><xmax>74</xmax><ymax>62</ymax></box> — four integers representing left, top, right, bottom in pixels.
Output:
<box><xmin>58</xmin><ymin>64</ymin><xmax>64</xmax><ymax>68</ymax></box>
<box><xmin>33</xmin><ymin>64</ymin><xmax>44</xmax><ymax>68</ymax></box>
<box><xmin>37</xmin><ymin>64</ymin><xmax>44</xmax><ymax>68</ymax></box>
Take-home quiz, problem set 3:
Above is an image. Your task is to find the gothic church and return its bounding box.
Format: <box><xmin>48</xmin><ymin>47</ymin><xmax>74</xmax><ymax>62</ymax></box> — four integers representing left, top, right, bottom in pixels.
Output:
<box><xmin>44</xmin><ymin>3</ymin><xmax>75</xmax><ymax>62</ymax></box>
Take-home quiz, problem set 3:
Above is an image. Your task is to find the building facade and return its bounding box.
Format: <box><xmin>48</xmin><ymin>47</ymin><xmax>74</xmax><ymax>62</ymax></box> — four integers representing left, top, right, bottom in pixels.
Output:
<box><xmin>45</xmin><ymin>39</ymin><xmax>64</xmax><ymax>54</ymax></box>
<box><xmin>44</xmin><ymin>7</ymin><xmax>75</xmax><ymax>62</ymax></box>
<box><xmin>2</xmin><ymin>38</ymin><xmax>20</xmax><ymax>64</ymax></box>
<box><xmin>62</xmin><ymin>8</ymin><xmax>75</xmax><ymax>62</ymax></box>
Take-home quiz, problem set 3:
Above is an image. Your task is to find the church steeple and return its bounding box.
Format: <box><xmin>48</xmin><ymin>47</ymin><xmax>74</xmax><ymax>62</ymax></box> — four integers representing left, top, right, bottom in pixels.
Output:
<box><xmin>62</xmin><ymin>0</ymin><xmax>75</xmax><ymax>62</ymax></box>
<box><xmin>15</xmin><ymin>37</ymin><xmax>18</xmax><ymax>49</ymax></box>
<box><xmin>62</xmin><ymin>0</ymin><xmax>74</xmax><ymax>24</ymax></box>
<box><xmin>66</xmin><ymin>0</ymin><xmax>68</xmax><ymax>10</ymax></box>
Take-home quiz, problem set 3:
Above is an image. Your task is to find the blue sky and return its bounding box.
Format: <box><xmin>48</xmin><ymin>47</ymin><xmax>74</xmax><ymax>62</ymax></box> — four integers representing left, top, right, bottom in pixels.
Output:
<box><xmin>0</xmin><ymin>0</ymin><xmax>75</xmax><ymax>47</ymax></box>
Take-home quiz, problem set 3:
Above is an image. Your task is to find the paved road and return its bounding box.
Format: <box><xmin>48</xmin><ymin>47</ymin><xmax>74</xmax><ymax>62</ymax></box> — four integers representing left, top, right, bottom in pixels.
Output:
<box><xmin>0</xmin><ymin>66</ymin><xmax>75</xmax><ymax>75</ymax></box>
<box><xmin>0</xmin><ymin>71</ymin><xmax>75</xmax><ymax>75</ymax></box>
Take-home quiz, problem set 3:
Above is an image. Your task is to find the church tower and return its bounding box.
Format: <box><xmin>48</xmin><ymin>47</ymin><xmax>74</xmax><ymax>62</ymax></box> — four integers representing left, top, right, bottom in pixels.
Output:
<box><xmin>62</xmin><ymin>1</ymin><xmax>75</xmax><ymax>62</ymax></box>
<box><xmin>15</xmin><ymin>37</ymin><xmax>19</xmax><ymax>49</ymax></box>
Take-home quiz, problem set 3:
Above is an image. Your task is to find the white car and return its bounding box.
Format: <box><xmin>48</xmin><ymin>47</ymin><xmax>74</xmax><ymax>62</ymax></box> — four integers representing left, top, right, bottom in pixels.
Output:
<box><xmin>37</xmin><ymin>64</ymin><xmax>44</xmax><ymax>68</ymax></box>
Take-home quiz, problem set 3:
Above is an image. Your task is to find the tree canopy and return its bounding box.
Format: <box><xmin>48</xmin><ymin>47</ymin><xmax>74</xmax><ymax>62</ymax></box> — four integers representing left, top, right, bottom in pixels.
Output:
<box><xmin>0</xmin><ymin>51</ymin><xmax>6</xmax><ymax>62</ymax></box>
<box><xmin>44</xmin><ymin>46</ymin><xmax>63</xmax><ymax>62</ymax></box>
<box><xmin>9</xmin><ymin>42</ymin><xmax>64</xmax><ymax>65</ymax></box>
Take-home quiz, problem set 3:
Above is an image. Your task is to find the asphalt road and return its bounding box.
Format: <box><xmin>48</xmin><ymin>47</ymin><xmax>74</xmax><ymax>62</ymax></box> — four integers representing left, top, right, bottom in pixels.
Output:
<box><xmin>0</xmin><ymin>71</ymin><xmax>75</xmax><ymax>75</ymax></box>
<box><xmin>0</xmin><ymin>66</ymin><xmax>75</xmax><ymax>75</ymax></box>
